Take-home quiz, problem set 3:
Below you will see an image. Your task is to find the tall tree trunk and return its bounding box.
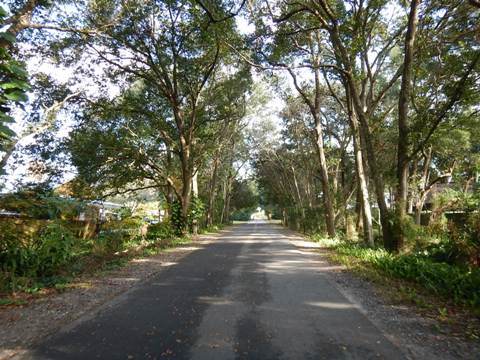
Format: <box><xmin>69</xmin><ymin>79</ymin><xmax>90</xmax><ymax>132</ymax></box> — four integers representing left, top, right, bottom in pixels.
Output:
<box><xmin>349</xmin><ymin>108</ymin><xmax>374</xmax><ymax>247</ymax></box>
<box><xmin>207</xmin><ymin>155</ymin><xmax>220</xmax><ymax>226</ymax></box>
<box><xmin>179</xmin><ymin>133</ymin><xmax>192</xmax><ymax>232</ymax></box>
<box><xmin>291</xmin><ymin>164</ymin><xmax>306</xmax><ymax>232</ymax></box>
<box><xmin>313</xmin><ymin>113</ymin><xmax>336</xmax><ymax>237</ymax></box>
<box><xmin>222</xmin><ymin>175</ymin><xmax>233</xmax><ymax>224</ymax></box>
<box><xmin>394</xmin><ymin>0</ymin><xmax>420</xmax><ymax>252</ymax></box>
<box><xmin>191</xmin><ymin>169</ymin><xmax>199</xmax><ymax>235</ymax></box>
<box><xmin>328</xmin><ymin>26</ymin><xmax>393</xmax><ymax>248</ymax></box>
<box><xmin>348</xmin><ymin>82</ymin><xmax>392</xmax><ymax>248</ymax></box>
<box><xmin>287</xmin><ymin>56</ymin><xmax>336</xmax><ymax>237</ymax></box>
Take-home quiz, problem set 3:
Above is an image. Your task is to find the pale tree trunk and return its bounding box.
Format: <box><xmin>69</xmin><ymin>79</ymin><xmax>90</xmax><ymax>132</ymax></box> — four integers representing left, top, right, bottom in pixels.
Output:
<box><xmin>221</xmin><ymin>174</ymin><xmax>234</xmax><ymax>224</ymax></box>
<box><xmin>313</xmin><ymin>114</ymin><xmax>336</xmax><ymax>237</ymax></box>
<box><xmin>341</xmin><ymin>86</ymin><xmax>374</xmax><ymax>246</ymax></box>
<box><xmin>350</xmin><ymin>110</ymin><xmax>374</xmax><ymax>247</ymax></box>
<box><xmin>320</xmin><ymin>19</ymin><xmax>394</xmax><ymax>248</ymax></box>
<box><xmin>414</xmin><ymin>148</ymin><xmax>432</xmax><ymax>225</ymax></box>
<box><xmin>191</xmin><ymin>169</ymin><xmax>199</xmax><ymax>235</ymax></box>
<box><xmin>394</xmin><ymin>0</ymin><xmax>420</xmax><ymax>252</ymax></box>
<box><xmin>206</xmin><ymin>155</ymin><xmax>220</xmax><ymax>226</ymax></box>
<box><xmin>286</xmin><ymin>42</ymin><xmax>336</xmax><ymax>237</ymax></box>
<box><xmin>178</xmin><ymin>130</ymin><xmax>193</xmax><ymax>231</ymax></box>
<box><xmin>346</xmin><ymin>80</ymin><xmax>392</xmax><ymax>249</ymax></box>
<box><xmin>355</xmin><ymin>190</ymin><xmax>363</xmax><ymax>235</ymax></box>
<box><xmin>218</xmin><ymin>144</ymin><xmax>236</xmax><ymax>225</ymax></box>
<box><xmin>220</xmin><ymin>178</ymin><xmax>228</xmax><ymax>224</ymax></box>
<box><xmin>291</xmin><ymin>164</ymin><xmax>306</xmax><ymax>232</ymax></box>
<box><xmin>220</xmin><ymin>162</ymin><xmax>235</xmax><ymax>224</ymax></box>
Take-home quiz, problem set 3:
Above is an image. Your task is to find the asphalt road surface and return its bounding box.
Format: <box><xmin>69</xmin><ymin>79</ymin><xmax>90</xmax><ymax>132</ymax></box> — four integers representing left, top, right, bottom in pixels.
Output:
<box><xmin>21</xmin><ymin>222</ymin><xmax>405</xmax><ymax>360</ymax></box>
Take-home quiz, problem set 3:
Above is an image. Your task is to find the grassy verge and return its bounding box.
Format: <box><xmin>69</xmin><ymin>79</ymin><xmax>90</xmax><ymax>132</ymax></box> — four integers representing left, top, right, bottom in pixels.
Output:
<box><xmin>0</xmin><ymin>226</ymin><xmax>223</xmax><ymax>307</ymax></box>
<box><xmin>309</xmin><ymin>234</ymin><xmax>480</xmax><ymax>339</ymax></box>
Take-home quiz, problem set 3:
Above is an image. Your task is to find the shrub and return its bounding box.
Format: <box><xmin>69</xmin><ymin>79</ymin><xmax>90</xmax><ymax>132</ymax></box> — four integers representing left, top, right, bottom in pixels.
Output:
<box><xmin>146</xmin><ymin>222</ymin><xmax>174</xmax><ymax>241</ymax></box>
<box><xmin>170</xmin><ymin>200</ymin><xmax>185</xmax><ymax>235</ymax></box>
<box><xmin>1</xmin><ymin>221</ymin><xmax>76</xmax><ymax>278</ymax></box>
<box><xmin>0</xmin><ymin>189</ymin><xmax>85</xmax><ymax>220</ymax></box>
<box><xmin>334</xmin><ymin>243</ymin><xmax>480</xmax><ymax>307</ymax></box>
<box><xmin>231</xmin><ymin>208</ymin><xmax>253</xmax><ymax>221</ymax></box>
<box><xmin>95</xmin><ymin>216</ymin><xmax>145</xmax><ymax>254</ymax></box>
<box><xmin>33</xmin><ymin>222</ymin><xmax>76</xmax><ymax>275</ymax></box>
<box><xmin>188</xmin><ymin>195</ymin><xmax>204</xmax><ymax>231</ymax></box>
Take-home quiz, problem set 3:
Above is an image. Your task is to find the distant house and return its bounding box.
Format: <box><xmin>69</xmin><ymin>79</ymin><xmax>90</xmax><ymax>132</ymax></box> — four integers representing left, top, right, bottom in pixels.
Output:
<box><xmin>79</xmin><ymin>201</ymin><xmax>123</xmax><ymax>222</ymax></box>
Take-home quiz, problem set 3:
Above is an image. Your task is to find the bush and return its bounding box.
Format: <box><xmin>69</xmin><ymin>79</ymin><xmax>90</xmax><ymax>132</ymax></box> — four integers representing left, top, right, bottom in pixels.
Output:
<box><xmin>231</xmin><ymin>208</ymin><xmax>253</xmax><ymax>221</ymax></box>
<box><xmin>421</xmin><ymin>212</ymin><xmax>480</xmax><ymax>267</ymax></box>
<box><xmin>334</xmin><ymin>243</ymin><xmax>480</xmax><ymax>307</ymax></box>
<box><xmin>188</xmin><ymin>195</ymin><xmax>204</xmax><ymax>231</ymax></box>
<box><xmin>0</xmin><ymin>189</ymin><xmax>85</xmax><ymax>220</ymax></box>
<box><xmin>146</xmin><ymin>222</ymin><xmax>174</xmax><ymax>241</ymax></box>
<box><xmin>1</xmin><ymin>221</ymin><xmax>76</xmax><ymax>278</ymax></box>
<box><xmin>170</xmin><ymin>200</ymin><xmax>185</xmax><ymax>235</ymax></box>
<box><xmin>95</xmin><ymin>216</ymin><xmax>145</xmax><ymax>254</ymax></box>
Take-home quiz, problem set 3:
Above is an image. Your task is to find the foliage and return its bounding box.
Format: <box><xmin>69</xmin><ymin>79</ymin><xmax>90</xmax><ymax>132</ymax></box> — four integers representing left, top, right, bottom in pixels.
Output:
<box><xmin>1</xmin><ymin>221</ymin><xmax>75</xmax><ymax>281</ymax></box>
<box><xmin>146</xmin><ymin>222</ymin><xmax>174</xmax><ymax>242</ymax></box>
<box><xmin>229</xmin><ymin>179</ymin><xmax>259</xmax><ymax>211</ymax></box>
<box><xmin>230</xmin><ymin>207</ymin><xmax>255</xmax><ymax>221</ymax></box>
<box><xmin>0</xmin><ymin>187</ymin><xmax>85</xmax><ymax>220</ymax></box>
<box><xmin>0</xmin><ymin>6</ymin><xmax>30</xmax><ymax>154</ymax></box>
<box><xmin>94</xmin><ymin>216</ymin><xmax>145</xmax><ymax>253</ymax></box>
<box><xmin>187</xmin><ymin>195</ymin><xmax>204</xmax><ymax>230</ymax></box>
<box><xmin>170</xmin><ymin>200</ymin><xmax>185</xmax><ymax>236</ymax></box>
<box><xmin>324</xmin><ymin>240</ymin><xmax>480</xmax><ymax>307</ymax></box>
<box><xmin>423</xmin><ymin>214</ymin><xmax>480</xmax><ymax>267</ymax></box>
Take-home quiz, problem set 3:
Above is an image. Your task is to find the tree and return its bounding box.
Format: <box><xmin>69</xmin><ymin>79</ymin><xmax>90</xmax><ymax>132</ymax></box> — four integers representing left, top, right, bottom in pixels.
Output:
<box><xmin>0</xmin><ymin>6</ymin><xmax>30</xmax><ymax>164</ymax></box>
<box><xmin>44</xmin><ymin>0</ymin><xmax>249</xmax><ymax>229</ymax></box>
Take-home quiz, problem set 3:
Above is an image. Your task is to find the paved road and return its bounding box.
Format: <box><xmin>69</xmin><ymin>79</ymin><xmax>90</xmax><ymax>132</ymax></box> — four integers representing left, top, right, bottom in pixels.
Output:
<box><xmin>22</xmin><ymin>222</ymin><xmax>405</xmax><ymax>359</ymax></box>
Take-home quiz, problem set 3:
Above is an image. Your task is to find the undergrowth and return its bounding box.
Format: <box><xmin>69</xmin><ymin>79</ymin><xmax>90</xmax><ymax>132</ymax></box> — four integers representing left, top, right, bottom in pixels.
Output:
<box><xmin>310</xmin><ymin>234</ymin><xmax>480</xmax><ymax>308</ymax></box>
<box><xmin>0</xmin><ymin>219</ymin><xmax>222</xmax><ymax>300</ymax></box>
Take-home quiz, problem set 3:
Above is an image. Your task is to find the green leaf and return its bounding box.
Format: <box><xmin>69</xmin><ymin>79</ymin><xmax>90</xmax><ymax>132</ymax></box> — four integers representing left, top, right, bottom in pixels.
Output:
<box><xmin>6</xmin><ymin>63</ymin><xmax>28</xmax><ymax>78</ymax></box>
<box><xmin>0</xmin><ymin>124</ymin><xmax>16</xmax><ymax>138</ymax></box>
<box><xmin>0</xmin><ymin>32</ymin><xmax>16</xmax><ymax>44</ymax></box>
<box><xmin>0</xmin><ymin>79</ymin><xmax>30</xmax><ymax>91</ymax></box>
<box><xmin>4</xmin><ymin>91</ymin><xmax>28</xmax><ymax>102</ymax></box>
<box><xmin>0</xmin><ymin>113</ymin><xmax>15</xmax><ymax>123</ymax></box>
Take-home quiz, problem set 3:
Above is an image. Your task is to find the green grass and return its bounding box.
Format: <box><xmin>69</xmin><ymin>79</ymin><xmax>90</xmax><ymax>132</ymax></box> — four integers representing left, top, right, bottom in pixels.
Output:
<box><xmin>0</xmin><ymin>298</ymin><xmax>28</xmax><ymax>306</ymax></box>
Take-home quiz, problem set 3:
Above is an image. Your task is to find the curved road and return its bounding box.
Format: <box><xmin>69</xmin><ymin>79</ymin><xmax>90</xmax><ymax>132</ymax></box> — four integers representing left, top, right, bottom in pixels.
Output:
<box><xmin>22</xmin><ymin>222</ymin><xmax>404</xmax><ymax>359</ymax></box>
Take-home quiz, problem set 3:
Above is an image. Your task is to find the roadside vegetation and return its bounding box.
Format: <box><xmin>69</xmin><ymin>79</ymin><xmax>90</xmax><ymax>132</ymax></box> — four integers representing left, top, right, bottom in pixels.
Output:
<box><xmin>1</xmin><ymin>0</ymin><xmax>479</xmax><ymax>325</ymax></box>
<box><xmin>0</xmin><ymin>188</ymin><xmax>197</xmax><ymax>298</ymax></box>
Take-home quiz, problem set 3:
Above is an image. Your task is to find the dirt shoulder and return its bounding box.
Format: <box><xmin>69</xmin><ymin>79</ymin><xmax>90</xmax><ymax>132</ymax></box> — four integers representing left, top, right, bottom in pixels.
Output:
<box><xmin>0</xmin><ymin>230</ymin><xmax>227</xmax><ymax>360</ymax></box>
<box><xmin>288</xmin><ymin>235</ymin><xmax>480</xmax><ymax>360</ymax></box>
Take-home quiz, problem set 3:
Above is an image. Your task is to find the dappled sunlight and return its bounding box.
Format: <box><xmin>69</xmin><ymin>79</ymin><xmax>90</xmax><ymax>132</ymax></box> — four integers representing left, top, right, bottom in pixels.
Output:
<box><xmin>285</xmin><ymin>248</ymin><xmax>319</xmax><ymax>256</ymax></box>
<box><xmin>131</xmin><ymin>258</ymin><xmax>163</xmax><ymax>264</ymax></box>
<box><xmin>160</xmin><ymin>261</ymin><xmax>178</xmax><ymax>267</ymax></box>
<box><xmin>315</xmin><ymin>265</ymin><xmax>346</xmax><ymax>272</ymax></box>
<box><xmin>0</xmin><ymin>348</ymin><xmax>30</xmax><ymax>359</ymax></box>
<box><xmin>197</xmin><ymin>296</ymin><xmax>234</xmax><ymax>306</ymax></box>
<box><xmin>176</xmin><ymin>246</ymin><xmax>202</xmax><ymax>251</ymax></box>
<box><xmin>304</xmin><ymin>301</ymin><xmax>359</xmax><ymax>310</ymax></box>
<box><xmin>289</xmin><ymin>240</ymin><xmax>322</xmax><ymax>248</ymax></box>
<box><xmin>108</xmin><ymin>277</ymin><xmax>140</xmax><ymax>282</ymax></box>
<box><xmin>131</xmin><ymin>258</ymin><xmax>178</xmax><ymax>267</ymax></box>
